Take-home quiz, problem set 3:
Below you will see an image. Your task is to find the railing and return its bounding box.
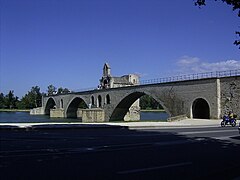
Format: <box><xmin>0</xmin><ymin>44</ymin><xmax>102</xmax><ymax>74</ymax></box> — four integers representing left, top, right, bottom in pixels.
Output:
<box><xmin>140</xmin><ymin>69</ymin><xmax>240</xmax><ymax>85</ymax></box>
<box><xmin>72</xmin><ymin>87</ymin><xmax>97</xmax><ymax>93</ymax></box>
<box><xmin>46</xmin><ymin>69</ymin><xmax>240</xmax><ymax>96</ymax></box>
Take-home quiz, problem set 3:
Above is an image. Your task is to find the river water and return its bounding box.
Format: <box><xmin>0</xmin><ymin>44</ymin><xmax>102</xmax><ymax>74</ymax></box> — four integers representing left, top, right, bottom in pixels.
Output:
<box><xmin>0</xmin><ymin>111</ymin><xmax>169</xmax><ymax>123</ymax></box>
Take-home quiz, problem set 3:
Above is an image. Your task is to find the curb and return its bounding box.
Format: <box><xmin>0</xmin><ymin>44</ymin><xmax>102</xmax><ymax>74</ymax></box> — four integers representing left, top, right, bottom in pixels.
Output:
<box><xmin>0</xmin><ymin>123</ymin><xmax>222</xmax><ymax>130</ymax></box>
<box><xmin>0</xmin><ymin>124</ymin><xmax>128</xmax><ymax>130</ymax></box>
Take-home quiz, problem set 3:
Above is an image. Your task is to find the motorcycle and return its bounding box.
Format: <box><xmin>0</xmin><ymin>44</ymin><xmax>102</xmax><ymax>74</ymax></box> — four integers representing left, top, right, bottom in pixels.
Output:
<box><xmin>221</xmin><ymin>115</ymin><xmax>236</xmax><ymax>127</ymax></box>
<box><xmin>238</xmin><ymin>123</ymin><xmax>240</xmax><ymax>134</ymax></box>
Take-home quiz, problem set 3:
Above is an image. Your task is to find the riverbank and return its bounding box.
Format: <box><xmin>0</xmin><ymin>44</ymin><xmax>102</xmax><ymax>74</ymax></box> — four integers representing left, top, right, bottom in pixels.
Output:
<box><xmin>0</xmin><ymin>109</ymin><xmax>30</xmax><ymax>112</ymax></box>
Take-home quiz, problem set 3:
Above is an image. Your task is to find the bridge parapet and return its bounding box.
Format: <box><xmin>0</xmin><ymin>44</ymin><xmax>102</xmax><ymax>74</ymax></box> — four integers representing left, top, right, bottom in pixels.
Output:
<box><xmin>140</xmin><ymin>69</ymin><xmax>240</xmax><ymax>85</ymax></box>
<box><xmin>32</xmin><ymin>69</ymin><xmax>240</xmax><ymax>122</ymax></box>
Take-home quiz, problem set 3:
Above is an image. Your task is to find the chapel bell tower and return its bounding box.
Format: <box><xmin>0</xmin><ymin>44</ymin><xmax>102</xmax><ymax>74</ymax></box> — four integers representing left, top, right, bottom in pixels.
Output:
<box><xmin>103</xmin><ymin>63</ymin><xmax>111</xmax><ymax>77</ymax></box>
<box><xmin>100</xmin><ymin>63</ymin><xmax>112</xmax><ymax>89</ymax></box>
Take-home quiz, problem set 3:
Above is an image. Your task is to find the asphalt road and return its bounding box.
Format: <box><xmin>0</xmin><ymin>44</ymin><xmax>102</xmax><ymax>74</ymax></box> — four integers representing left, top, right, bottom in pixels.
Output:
<box><xmin>1</xmin><ymin>125</ymin><xmax>240</xmax><ymax>180</ymax></box>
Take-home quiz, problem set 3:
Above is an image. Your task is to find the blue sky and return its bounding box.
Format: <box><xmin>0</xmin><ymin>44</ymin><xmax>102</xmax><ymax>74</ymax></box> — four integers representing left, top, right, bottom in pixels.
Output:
<box><xmin>0</xmin><ymin>0</ymin><xmax>239</xmax><ymax>98</ymax></box>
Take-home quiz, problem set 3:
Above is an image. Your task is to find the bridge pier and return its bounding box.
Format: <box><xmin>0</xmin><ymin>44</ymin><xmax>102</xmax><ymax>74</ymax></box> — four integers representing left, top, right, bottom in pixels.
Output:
<box><xmin>82</xmin><ymin>108</ymin><xmax>105</xmax><ymax>122</ymax></box>
<box><xmin>30</xmin><ymin>107</ymin><xmax>45</xmax><ymax>115</ymax></box>
<box><xmin>31</xmin><ymin>73</ymin><xmax>240</xmax><ymax>122</ymax></box>
<box><xmin>50</xmin><ymin>108</ymin><xmax>65</xmax><ymax>118</ymax></box>
<box><xmin>123</xmin><ymin>106</ymin><xmax>140</xmax><ymax>121</ymax></box>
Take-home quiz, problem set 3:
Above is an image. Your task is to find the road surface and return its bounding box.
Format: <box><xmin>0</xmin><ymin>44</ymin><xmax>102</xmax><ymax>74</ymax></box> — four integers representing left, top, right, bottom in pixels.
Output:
<box><xmin>1</xmin><ymin>125</ymin><xmax>240</xmax><ymax>180</ymax></box>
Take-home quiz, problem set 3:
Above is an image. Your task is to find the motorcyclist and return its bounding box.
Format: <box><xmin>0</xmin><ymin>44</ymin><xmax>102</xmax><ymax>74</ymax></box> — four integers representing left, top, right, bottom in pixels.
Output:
<box><xmin>221</xmin><ymin>111</ymin><xmax>237</xmax><ymax>127</ymax></box>
<box><xmin>228</xmin><ymin>111</ymin><xmax>234</xmax><ymax>119</ymax></box>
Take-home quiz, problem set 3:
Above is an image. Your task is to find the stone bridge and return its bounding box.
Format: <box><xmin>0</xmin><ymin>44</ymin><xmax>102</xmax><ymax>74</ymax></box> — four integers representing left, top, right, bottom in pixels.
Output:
<box><xmin>31</xmin><ymin>73</ymin><xmax>240</xmax><ymax>122</ymax></box>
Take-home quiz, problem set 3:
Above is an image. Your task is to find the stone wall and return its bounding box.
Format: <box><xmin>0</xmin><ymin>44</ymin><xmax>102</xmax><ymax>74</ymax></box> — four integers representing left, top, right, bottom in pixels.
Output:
<box><xmin>30</xmin><ymin>107</ymin><xmax>44</xmax><ymax>115</ymax></box>
<box><xmin>50</xmin><ymin>108</ymin><xmax>64</xmax><ymax>118</ymax></box>
<box><xmin>77</xmin><ymin>108</ymin><xmax>83</xmax><ymax>119</ymax></box>
<box><xmin>103</xmin><ymin>78</ymin><xmax>220</xmax><ymax>120</ymax></box>
<box><xmin>82</xmin><ymin>108</ymin><xmax>105</xmax><ymax>122</ymax></box>
<box><xmin>124</xmin><ymin>104</ymin><xmax>140</xmax><ymax>121</ymax></box>
<box><xmin>37</xmin><ymin>75</ymin><xmax>240</xmax><ymax>121</ymax></box>
<box><xmin>220</xmin><ymin>76</ymin><xmax>240</xmax><ymax>118</ymax></box>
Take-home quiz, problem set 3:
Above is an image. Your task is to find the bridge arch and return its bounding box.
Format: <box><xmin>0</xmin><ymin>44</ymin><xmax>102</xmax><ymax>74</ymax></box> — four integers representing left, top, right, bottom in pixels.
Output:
<box><xmin>66</xmin><ymin>97</ymin><xmax>88</xmax><ymax>118</ymax></box>
<box><xmin>45</xmin><ymin>97</ymin><xmax>56</xmax><ymax>115</ymax></box>
<box><xmin>109</xmin><ymin>91</ymin><xmax>170</xmax><ymax>121</ymax></box>
<box><xmin>106</xmin><ymin>94</ymin><xmax>111</xmax><ymax>104</ymax></box>
<box><xmin>98</xmin><ymin>95</ymin><xmax>102</xmax><ymax>107</ymax></box>
<box><xmin>192</xmin><ymin>98</ymin><xmax>210</xmax><ymax>119</ymax></box>
<box><xmin>60</xmin><ymin>99</ymin><xmax>63</xmax><ymax>109</ymax></box>
<box><xmin>91</xmin><ymin>96</ymin><xmax>95</xmax><ymax>106</ymax></box>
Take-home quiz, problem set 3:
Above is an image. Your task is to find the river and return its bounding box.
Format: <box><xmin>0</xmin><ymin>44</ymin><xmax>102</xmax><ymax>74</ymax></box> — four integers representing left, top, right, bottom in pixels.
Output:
<box><xmin>0</xmin><ymin>111</ymin><xmax>169</xmax><ymax>123</ymax></box>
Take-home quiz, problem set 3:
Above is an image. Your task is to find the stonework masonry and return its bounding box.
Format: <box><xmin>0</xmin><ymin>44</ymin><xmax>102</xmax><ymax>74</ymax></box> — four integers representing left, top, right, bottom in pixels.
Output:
<box><xmin>50</xmin><ymin>109</ymin><xmax>64</xmax><ymax>118</ymax></box>
<box><xmin>31</xmin><ymin>75</ymin><xmax>240</xmax><ymax>122</ymax></box>
<box><xmin>82</xmin><ymin>108</ymin><xmax>105</xmax><ymax>123</ymax></box>
<box><xmin>30</xmin><ymin>107</ymin><xmax>44</xmax><ymax>115</ymax></box>
<box><xmin>220</xmin><ymin>76</ymin><xmax>240</xmax><ymax>118</ymax></box>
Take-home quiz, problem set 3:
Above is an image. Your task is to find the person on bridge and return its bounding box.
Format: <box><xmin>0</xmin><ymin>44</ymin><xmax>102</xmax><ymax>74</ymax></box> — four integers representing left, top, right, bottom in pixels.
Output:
<box><xmin>228</xmin><ymin>111</ymin><xmax>234</xmax><ymax>119</ymax></box>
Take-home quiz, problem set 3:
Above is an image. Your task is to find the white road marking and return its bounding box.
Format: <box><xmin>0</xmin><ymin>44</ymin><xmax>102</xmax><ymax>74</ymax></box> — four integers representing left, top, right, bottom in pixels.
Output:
<box><xmin>117</xmin><ymin>162</ymin><xmax>192</xmax><ymax>174</ymax></box>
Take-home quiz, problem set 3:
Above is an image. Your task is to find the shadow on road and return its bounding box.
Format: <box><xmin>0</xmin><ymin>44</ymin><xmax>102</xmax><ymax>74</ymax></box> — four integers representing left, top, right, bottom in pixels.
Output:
<box><xmin>1</xmin><ymin>125</ymin><xmax>240</xmax><ymax>180</ymax></box>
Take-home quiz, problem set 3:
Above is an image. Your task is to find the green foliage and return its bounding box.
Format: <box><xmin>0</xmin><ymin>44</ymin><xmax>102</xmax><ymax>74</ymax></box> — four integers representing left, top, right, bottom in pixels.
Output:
<box><xmin>0</xmin><ymin>90</ymin><xmax>19</xmax><ymax>109</ymax></box>
<box><xmin>57</xmin><ymin>87</ymin><xmax>70</xmax><ymax>94</ymax></box>
<box><xmin>0</xmin><ymin>93</ymin><xmax>4</xmax><ymax>108</ymax></box>
<box><xmin>195</xmin><ymin>0</ymin><xmax>239</xmax><ymax>16</ymax></box>
<box><xmin>1</xmin><ymin>85</ymin><xmax>70</xmax><ymax>110</ymax></box>
<box><xmin>17</xmin><ymin>86</ymin><xmax>42</xmax><ymax>109</ymax></box>
<box><xmin>57</xmin><ymin>87</ymin><xmax>64</xmax><ymax>94</ymax></box>
<box><xmin>78</xmin><ymin>100</ymin><xmax>88</xmax><ymax>108</ymax></box>
<box><xmin>63</xmin><ymin>88</ymin><xmax>70</xmax><ymax>94</ymax></box>
<box><xmin>47</xmin><ymin>84</ymin><xmax>57</xmax><ymax>95</ymax></box>
<box><xmin>140</xmin><ymin>95</ymin><xmax>163</xmax><ymax>110</ymax></box>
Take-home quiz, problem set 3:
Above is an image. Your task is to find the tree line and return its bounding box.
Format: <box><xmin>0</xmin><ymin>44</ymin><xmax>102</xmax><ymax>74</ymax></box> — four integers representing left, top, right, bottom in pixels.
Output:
<box><xmin>0</xmin><ymin>87</ymin><xmax>42</xmax><ymax>109</ymax></box>
<box><xmin>140</xmin><ymin>95</ymin><xmax>163</xmax><ymax>110</ymax></box>
<box><xmin>0</xmin><ymin>85</ymin><xmax>70</xmax><ymax>109</ymax></box>
<box><xmin>1</xmin><ymin>85</ymin><xmax>163</xmax><ymax>110</ymax></box>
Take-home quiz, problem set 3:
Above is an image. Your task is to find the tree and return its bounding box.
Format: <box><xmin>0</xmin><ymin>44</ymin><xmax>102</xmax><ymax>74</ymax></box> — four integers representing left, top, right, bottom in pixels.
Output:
<box><xmin>195</xmin><ymin>0</ymin><xmax>240</xmax><ymax>48</ymax></box>
<box><xmin>57</xmin><ymin>87</ymin><xmax>70</xmax><ymax>94</ymax></box>
<box><xmin>47</xmin><ymin>85</ymin><xmax>57</xmax><ymax>95</ymax></box>
<box><xmin>62</xmin><ymin>88</ymin><xmax>70</xmax><ymax>94</ymax></box>
<box><xmin>78</xmin><ymin>101</ymin><xmax>88</xmax><ymax>108</ymax></box>
<box><xmin>18</xmin><ymin>86</ymin><xmax>42</xmax><ymax>109</ymax></box>
<box><xmin>140</xmin><ymin>95</ymin><xmax>163</xmax><ymax>110</ymax></box>
<box><xmin>57</xmin><ymin>87</ymin><xmax>64</xmax><ymax>94</ymax></box>
<box><xmin>5</xmin><ymin>90</ymin><xmax>18</xmax><ymax>109</ymax></box>
<box><xmin>30</xmin><ymin>86</ymin><xmax>42</xmax><ymax>107</ymax></box>
<box><xmin>0</xmin><ymin>93</ymin><xmax>5</xmax><ymax>108</ymax></box>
